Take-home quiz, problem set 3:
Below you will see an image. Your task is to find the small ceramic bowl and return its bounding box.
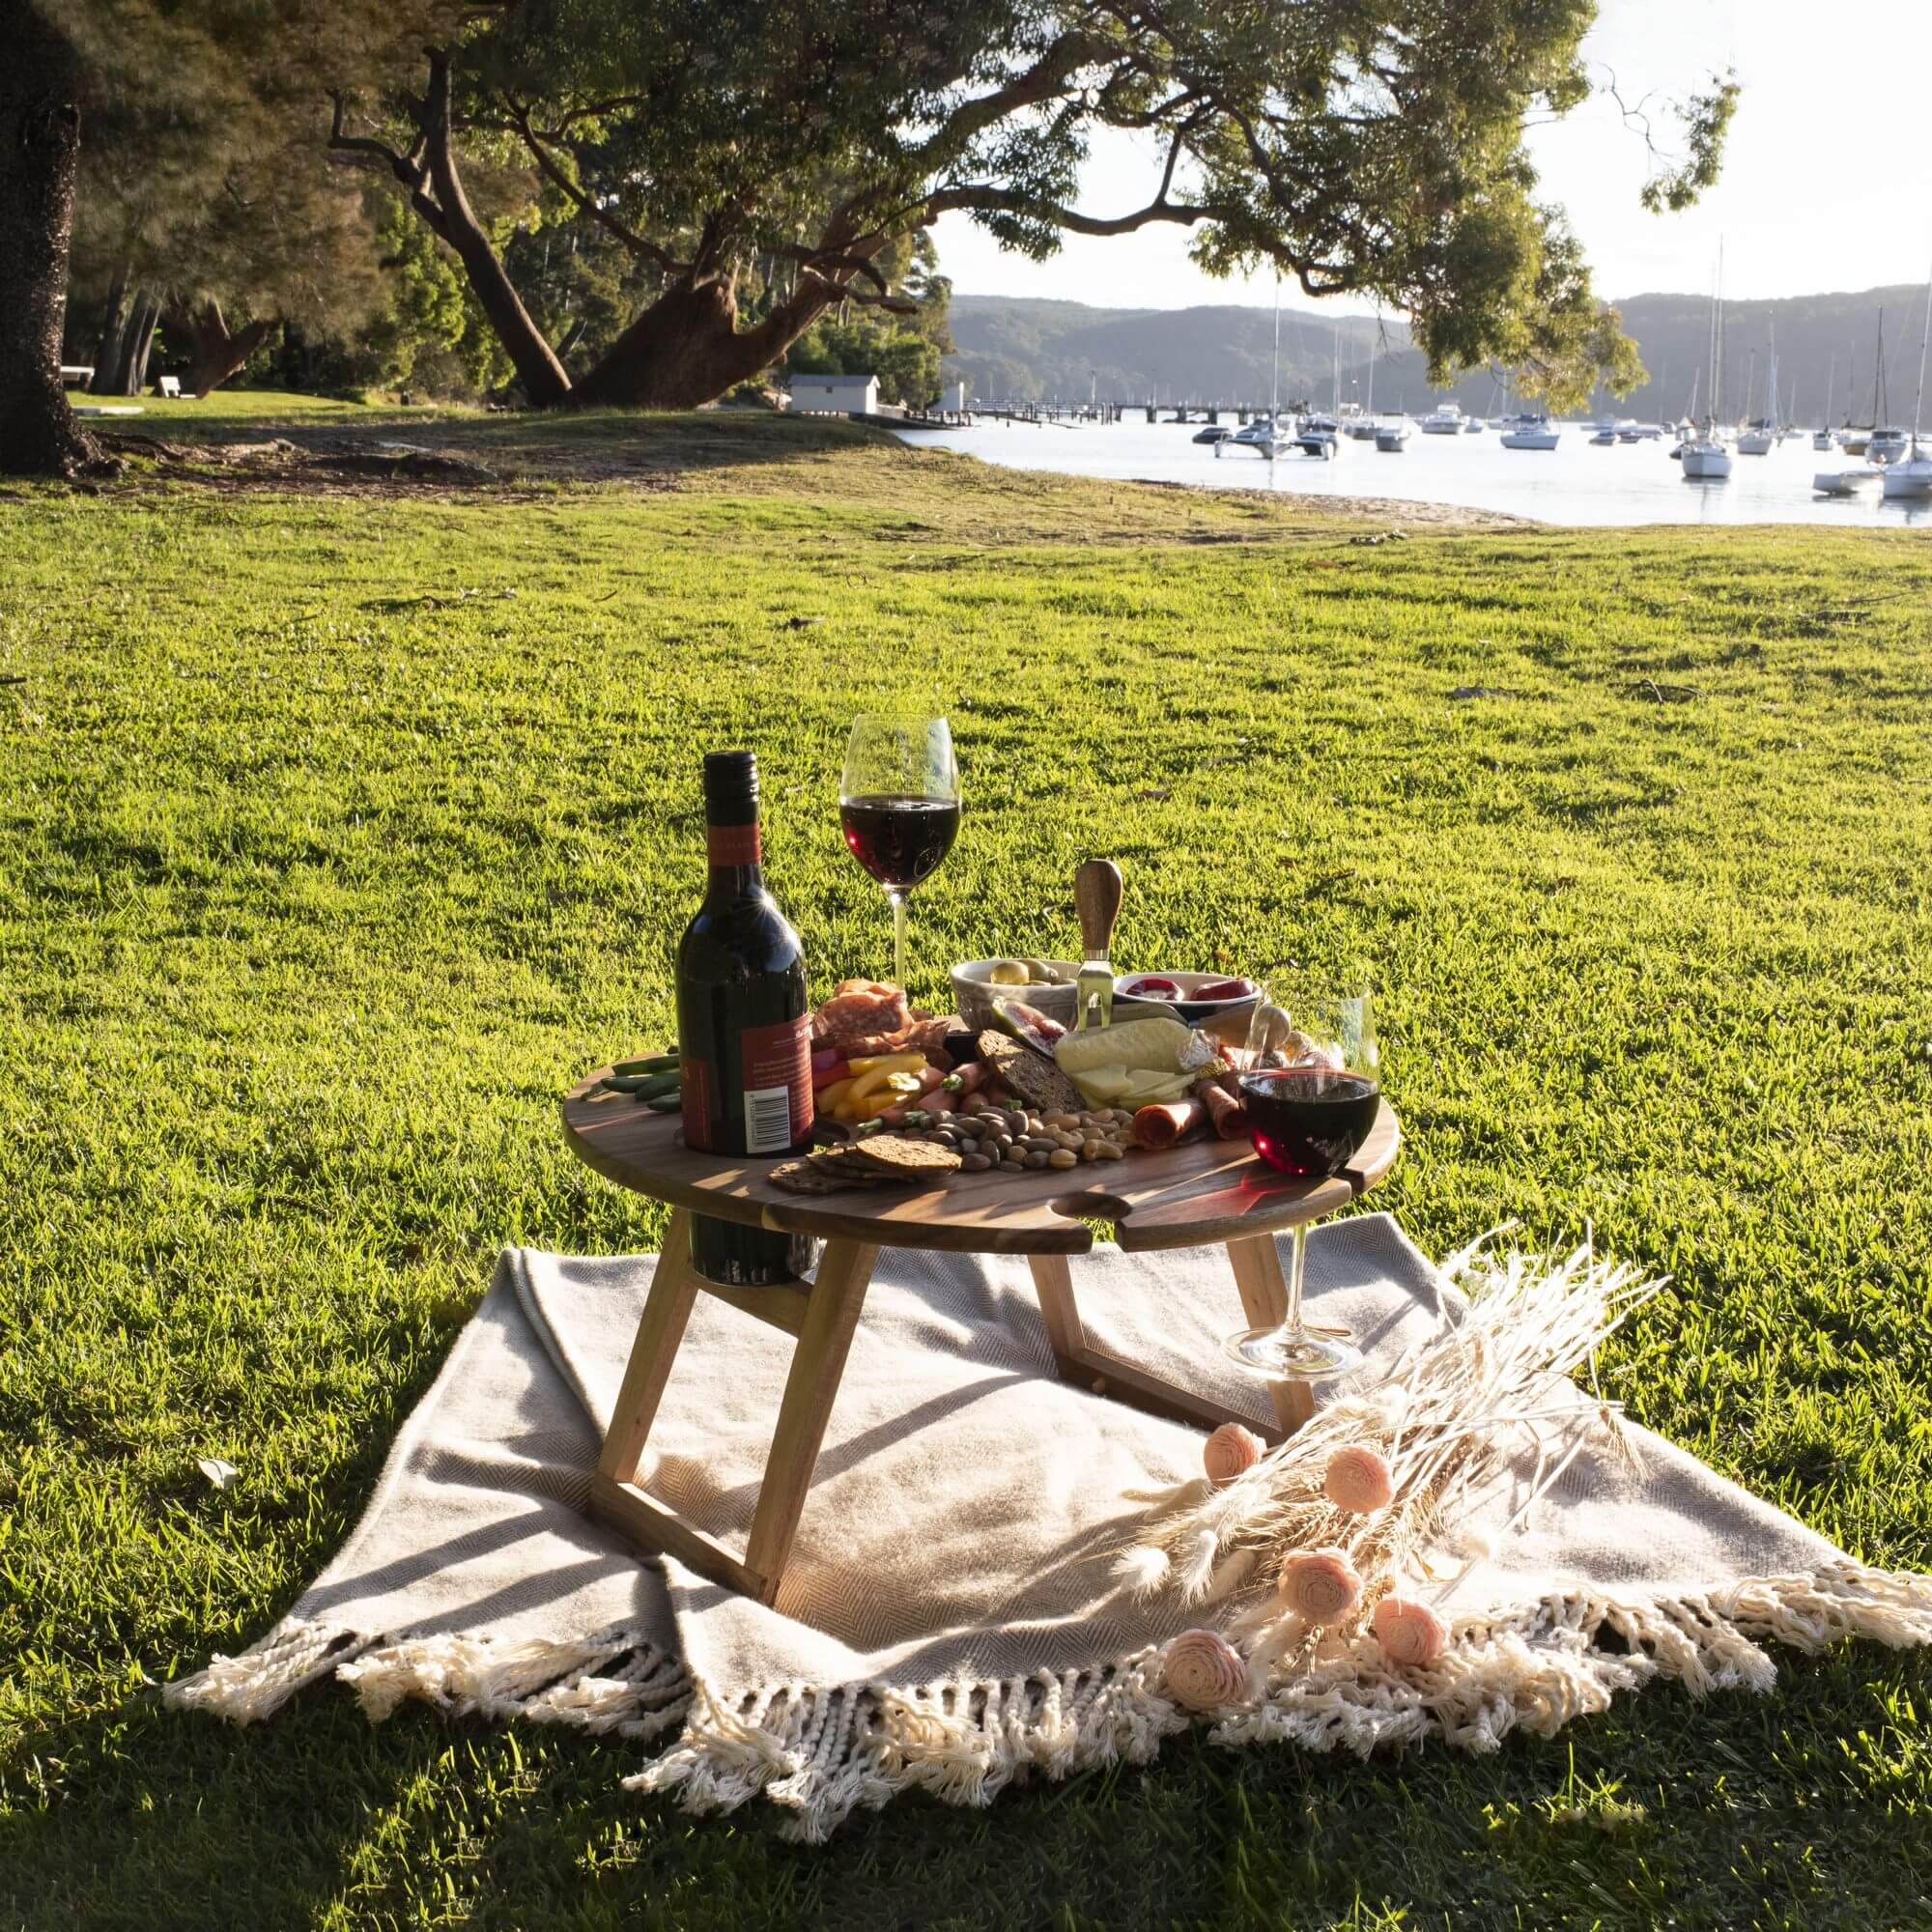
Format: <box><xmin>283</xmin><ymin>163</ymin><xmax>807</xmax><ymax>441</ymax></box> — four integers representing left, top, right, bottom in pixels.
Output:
<box><xmin>1113</xmin><ymin>970</ymin><xmax>1263</xmax><ymax>1042</ymax></box>
<box><xmin>950</xmin><ymin>958</ymin><xmax>1084</xmax><ymax>1031</ymax></box>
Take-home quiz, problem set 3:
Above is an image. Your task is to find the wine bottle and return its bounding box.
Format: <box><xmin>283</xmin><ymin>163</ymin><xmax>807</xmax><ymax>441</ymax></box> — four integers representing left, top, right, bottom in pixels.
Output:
<box><xmin>675</xmin><ymin>751</ymin><xmax>817</xmax><ymax>1287</ymax></box>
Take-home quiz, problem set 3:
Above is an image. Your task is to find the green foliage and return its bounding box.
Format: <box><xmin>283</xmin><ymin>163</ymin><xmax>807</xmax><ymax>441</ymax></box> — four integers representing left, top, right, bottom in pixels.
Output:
<box><xmin>1641</xmin><ymin>75</ymin><xmax>1743</xmax><ymax>214</ymax></box>
<box><xmin>0</xmin><ymin>408</ymin><xmax>1929</xmax><ymax>1930</ymax></box>
<box><xmin>316</xmin><ymin>0</ymin><xmax>1732</xmax><ymax>408</ymax></box>
<box><xmin>786</xmin><ymin>244</ymin><xmax>952</xmax><ymax>405</ymax></box>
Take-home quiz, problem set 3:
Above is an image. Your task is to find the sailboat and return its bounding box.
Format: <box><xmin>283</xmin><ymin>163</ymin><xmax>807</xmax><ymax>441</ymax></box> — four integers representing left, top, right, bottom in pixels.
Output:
<box><xmin>1813</xmin><ymin>354</ymin><xmax>1835</xmax><ymax>451</ymax></box>
<box><xmin>1881</xmin><ymin>257</ymin><xmax>1932</xmax><ymax>500</ymax></box>
<box><xmin>1345</xmin><ymin>327</ymin><xmax>1379</xmax><ymax>438</ymax></box>
<box><xmin>1294</xmin><ymin>320</ymin><xmax>1344</xmax><ymax>455</ymax></box>
<box><xmin>1737</xmin><ymin>344</ymin><xmax>1774</xmax><ymax>453</ymax></box>
<box><xmin>1682</xmin><ymin>249</ymin><xmax>1733</xmax><ymax>479</ymax></box>
<box><xmin>1223</xmin><ymin>275</ymin><xmax>1292</xmax><ymax>457</ymax></box>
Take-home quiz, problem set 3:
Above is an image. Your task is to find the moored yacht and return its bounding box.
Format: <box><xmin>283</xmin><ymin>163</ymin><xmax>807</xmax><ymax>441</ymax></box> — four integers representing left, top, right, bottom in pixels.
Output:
<box><xmin>1814</xmin><ymin>466</ymin><xmax>1882</xmax><ymax>496</ymax></box>
<box><xmin>1419</xmin><ymin>402</ymin><xmax>1465</xmax><ymax>434</ymax></box>
<box><xmin>1681</xmin><ymin>426</ymin><xmax>1733</xmax><ymax>478</ymax></box>
<box><xmin>1375</xmin><ymin>417</ymin><xmax>1411</xmax><ymax>450</ymax></box>
<box><xmin>1498</xmin><ymin>412</ymin><xmax>1560</xmax><ymax>449</ymax></box>
<box><xmin>1221</xmin><ymin>414</ymin><xmax>1291</xmax><ymax>456</ymax></box>
<box><xmin>1881</xmin><ymin>255</ymin><xmax>1932</xmax><ymax>499</ymax></box>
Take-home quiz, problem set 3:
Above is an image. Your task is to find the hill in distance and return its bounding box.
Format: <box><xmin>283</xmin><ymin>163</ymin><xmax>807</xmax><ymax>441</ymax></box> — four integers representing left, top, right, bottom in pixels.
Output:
<box><xmin>944</xmin><ymin>286</ymin><xmax>1932</xmax><ymax>423</ymax></box>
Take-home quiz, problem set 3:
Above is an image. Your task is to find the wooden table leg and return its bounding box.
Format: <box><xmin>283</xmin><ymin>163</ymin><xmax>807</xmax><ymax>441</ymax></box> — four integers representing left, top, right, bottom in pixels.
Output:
<box><xmin>742</xmin><ymin>1238</ymin><xmax>879</xmax><ymax>1594</ymax></box>
<box><xmin>1025</xmin><ymin>1243</ymin><xmax>1314</xmax><ymax>1443</ymax></box>
<box><xmin>1227</xmin><ymin>1233</ymin><xmax>1317</xmax><ymax>1435</ymax></box>
<box><xmin>588</xmin><ymin>1226</ymin><xmax>880</xmax><ymax>1608</ymax></box>
<box><xmin>597</xmin><ymin>1208</ymin><xmax>698</xmax><ymax>1486</ymax></box>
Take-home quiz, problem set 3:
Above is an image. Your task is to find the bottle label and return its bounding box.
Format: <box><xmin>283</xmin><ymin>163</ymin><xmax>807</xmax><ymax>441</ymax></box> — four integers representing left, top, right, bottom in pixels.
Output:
<box><xmin>707</xmin><ymin>821</ymin><xmax>762</xmax><ymax>867</ymax></box>
<box><xmin>740</xmin><ymin>1014</ymin><xmax>813</xmax><ymax>1152</ymax></box>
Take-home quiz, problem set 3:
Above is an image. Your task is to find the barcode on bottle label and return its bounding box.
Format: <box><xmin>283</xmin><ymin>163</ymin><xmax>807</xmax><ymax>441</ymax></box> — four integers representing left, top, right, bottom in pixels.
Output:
<box><xmin>743</xmin><ymin>1086</ymin><xmax>793</xmax><ymax>1153</ymax></box>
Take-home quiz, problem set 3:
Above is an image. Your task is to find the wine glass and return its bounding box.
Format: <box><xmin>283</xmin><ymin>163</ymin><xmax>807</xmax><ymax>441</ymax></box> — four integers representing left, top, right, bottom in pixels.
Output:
<box><xmin>839</xmin><ymin>715</ymin><xmax>960</xmax><ymax>988</ymax></box>
<box><xmin>1223</xmin><ymin>985</ymin><xmax>1379</xmax><ymax>1381</ymax></box>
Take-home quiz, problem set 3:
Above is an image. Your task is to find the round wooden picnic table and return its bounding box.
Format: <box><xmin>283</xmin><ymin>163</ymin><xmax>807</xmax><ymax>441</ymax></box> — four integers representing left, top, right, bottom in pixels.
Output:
<box><xmin>561</xmin><ymin>1066</ymin><xmax>1401</xmax><ymax>1605</ymax></box>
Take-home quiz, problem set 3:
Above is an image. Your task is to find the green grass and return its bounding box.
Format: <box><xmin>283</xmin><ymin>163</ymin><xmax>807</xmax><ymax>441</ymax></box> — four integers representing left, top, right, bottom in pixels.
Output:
<box><xmin>2</xmin><ymin>411</ymin><xmax>1930</xmax><ymax>1930</ymax></box>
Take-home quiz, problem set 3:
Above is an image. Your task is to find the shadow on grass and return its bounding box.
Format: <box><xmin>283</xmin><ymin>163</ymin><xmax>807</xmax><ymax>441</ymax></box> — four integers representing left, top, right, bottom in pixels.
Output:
<box><xmin>7</xmin><ymin>1642</ymin><xmax>1929</xmax><ymax>1932</ymax></box>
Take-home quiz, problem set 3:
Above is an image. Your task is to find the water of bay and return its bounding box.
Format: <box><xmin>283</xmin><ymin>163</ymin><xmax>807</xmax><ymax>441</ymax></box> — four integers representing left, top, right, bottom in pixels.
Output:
<box><xmin>896</xmin><ymin>416</ymin><xmax>1930</xmax><ymax>528</ymax></box>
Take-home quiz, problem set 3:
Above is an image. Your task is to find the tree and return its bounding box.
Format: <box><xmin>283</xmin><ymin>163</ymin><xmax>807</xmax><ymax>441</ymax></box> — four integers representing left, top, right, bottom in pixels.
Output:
<box><xmin>1</xmin><ymin>0</ymin><xmax>450</xmax><ymax>475</ymax></box>
<box><xmin>325</xmin><ymin>0</ymin><xmax>1733</xmax><ymax>413</ymax></box>
<box><xmin>1</xmin><ymin>3</ymin><xmax>99</xmax><ymax>474</ymax></box>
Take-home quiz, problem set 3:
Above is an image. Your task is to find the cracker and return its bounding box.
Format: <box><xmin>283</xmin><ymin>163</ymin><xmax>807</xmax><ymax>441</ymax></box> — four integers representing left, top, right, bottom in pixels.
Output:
<box><xmin>845</xmin><ymin>1133</ymin><xmax>963</xmax><ymax>1177</ymax></box>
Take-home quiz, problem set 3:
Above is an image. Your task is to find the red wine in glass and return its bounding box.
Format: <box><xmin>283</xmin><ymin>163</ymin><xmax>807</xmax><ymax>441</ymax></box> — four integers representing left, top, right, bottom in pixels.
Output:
<box><xmin>1239</xmin><ymin>1067</ymin><xmax>1380</xmax><ymax>1177</ymax></box>
<box><xmin>838</xmin><ymin>795</ymin><xmax>960</xmax><ymax>889</ymax></box>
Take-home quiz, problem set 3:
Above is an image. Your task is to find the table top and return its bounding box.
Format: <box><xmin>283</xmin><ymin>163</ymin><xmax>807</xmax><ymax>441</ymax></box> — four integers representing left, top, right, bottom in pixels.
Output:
<box><xmin>561</xmin><ymin>1069</ymin><xmax>1401</xmax><ymax>1256</ymax></box>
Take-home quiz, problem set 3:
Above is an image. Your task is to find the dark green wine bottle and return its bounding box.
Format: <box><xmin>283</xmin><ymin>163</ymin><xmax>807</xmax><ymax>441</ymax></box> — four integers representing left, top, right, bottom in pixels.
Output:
<box><xmin>675</xmin><ymin>751</ymin><xmax>816</xmax><ymax>1287</ymax></box>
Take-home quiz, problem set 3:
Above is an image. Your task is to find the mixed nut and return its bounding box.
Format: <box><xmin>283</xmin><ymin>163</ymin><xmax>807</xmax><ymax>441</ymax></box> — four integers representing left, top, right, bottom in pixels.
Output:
<box><xmin>875</xmin><ymin>1093</ymin><xmax>1135</xmax><ymax>1175</ymax></box>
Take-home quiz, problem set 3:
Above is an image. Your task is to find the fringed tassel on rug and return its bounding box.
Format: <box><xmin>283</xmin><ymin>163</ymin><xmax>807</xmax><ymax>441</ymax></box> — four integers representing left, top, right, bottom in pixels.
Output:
<box><xmin>167</xmin><ymin>1621</ymin><xmax>691</xmax><ymax>1742</ymax></box>
<box><xmin>624</xmin><ymin>1560</ymin><xmax>1932</xmax><ymax>1840</ymax></box>
<box><xmin>167</xmin><ymin>1565</ymin><xmax>1932</xmax><ymax>1841</ymax></box>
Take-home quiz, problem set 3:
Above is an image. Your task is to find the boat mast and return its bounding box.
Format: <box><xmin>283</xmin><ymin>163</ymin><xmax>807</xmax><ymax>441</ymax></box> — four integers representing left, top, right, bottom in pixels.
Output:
<box><xmin>1912</xmin><ymin>256</ymin><xmax>1932</xmax><ymax>448</ymax></box>
<box><xmin>1713</xmin><ymin>242</ymin><xmax>1724</xmax><ymax>427</ymax></box>
<box><xmin>1871</xmin><ymin>308</ymin><xmax>1884</xmax><ymax>429</ymax></box>
<box><xmin>1270</xmin><ymin>271</ymin><xmax>1281</xmax><ymax>418</ymax></box>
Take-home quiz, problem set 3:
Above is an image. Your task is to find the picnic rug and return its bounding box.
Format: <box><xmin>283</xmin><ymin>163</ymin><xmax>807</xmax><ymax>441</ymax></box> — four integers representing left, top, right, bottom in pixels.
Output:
<box><xmin>170</xmin><ymin>1214</ymin><xmax>1932</xmax><ymax>1841</ymax></box>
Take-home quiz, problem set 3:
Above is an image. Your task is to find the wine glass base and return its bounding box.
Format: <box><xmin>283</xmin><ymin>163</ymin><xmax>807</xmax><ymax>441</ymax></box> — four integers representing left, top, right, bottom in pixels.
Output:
<box><xmin>1223</xmin><ymin>1324</ymin><xmax>1364</xmax><ymax>1381</ymax></box>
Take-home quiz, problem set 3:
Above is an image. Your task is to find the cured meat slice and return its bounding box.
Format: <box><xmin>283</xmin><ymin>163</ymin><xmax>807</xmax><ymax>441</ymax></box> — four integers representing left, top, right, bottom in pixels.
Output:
<box><xmin>813</xmin><ymin>979</ymin><xmax>910</xmax><ymax>1046</ymax></box>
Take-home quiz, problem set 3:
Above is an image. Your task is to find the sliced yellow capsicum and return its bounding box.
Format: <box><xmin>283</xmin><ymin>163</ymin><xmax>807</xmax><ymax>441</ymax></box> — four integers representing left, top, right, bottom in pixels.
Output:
<box><xmin>845</xmin><ymin>1051</ymin><xmax>928</xmax><ymax>1077</ymax></box>
<box><xmin>816</xmin><ymin>1078</ymin><xmax>854</xmax><ymax>1112</ymax></box>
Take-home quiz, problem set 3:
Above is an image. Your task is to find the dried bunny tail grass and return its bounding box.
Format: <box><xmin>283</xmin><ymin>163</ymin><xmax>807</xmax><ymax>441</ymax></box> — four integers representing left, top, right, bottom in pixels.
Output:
<box><xmin>1120</xmin><ymin>1238</ymin><xmax>1669</xmax><ymax>1608</ymax></box>
<box><xmin>1115</xmin><ymin>1545</ymin><xmax>1172</xmax><ymax>1598</ymax></box>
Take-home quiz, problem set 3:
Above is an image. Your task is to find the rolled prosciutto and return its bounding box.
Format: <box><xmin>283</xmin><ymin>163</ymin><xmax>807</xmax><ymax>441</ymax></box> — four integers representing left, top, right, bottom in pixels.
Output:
<box><xmin>1193</xmin><ymin>1076</ymin><xmax>1249</xmax><ymax>1141</ymax></box>
<box><xmin>1132</xmin><ymin>1096</ymin><xmax>1208</xmax><ymax>1150</ymax></box>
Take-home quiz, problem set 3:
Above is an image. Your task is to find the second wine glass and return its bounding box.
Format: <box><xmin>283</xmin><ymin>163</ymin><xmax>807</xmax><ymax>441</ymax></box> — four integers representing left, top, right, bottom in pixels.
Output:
<box><xmin>839</xmin><ymin>714</ymin><xmax>960</xmax><ymax>988</ymax></box>
<box><xmin>1224</xmin><ymin>985</ymin><xmax>1380</xmax><ymax>1381</ymax></box>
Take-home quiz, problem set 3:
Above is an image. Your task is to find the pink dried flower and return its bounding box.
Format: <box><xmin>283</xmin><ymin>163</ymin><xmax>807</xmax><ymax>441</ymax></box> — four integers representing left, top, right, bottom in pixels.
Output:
<box><xmin>1203</xmin><ymin>1422</ymin><xmax>1264</xmax><ymax>1486</ymax></box>
<box><xmin>1277</xmin><ymin>1547</ymin><xmax>1363</xmax><ymax>1623</ymax></box>
<box><xmin>1372</xmin><ymin>1595</ymin><xmax>1450</xmax><ymax>1667</ymax></box>
<box><xmin>1160</xmin><ymin>1629</ymin><xmax>1253</xmax><ymax>1712</ymax></box>
<box><xmin>1323</xmin><ymin>1444</ymin><xmax>1395</xmax><ymax>1514</ymax></box>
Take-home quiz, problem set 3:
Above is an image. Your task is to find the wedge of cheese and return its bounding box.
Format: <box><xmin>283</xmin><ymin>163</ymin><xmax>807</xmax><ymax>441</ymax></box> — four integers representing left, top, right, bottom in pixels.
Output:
<box><xmin>1054</xmin><ymin>1016</ymin><xmax>1192</xmax><ymax>1077</ymax></box>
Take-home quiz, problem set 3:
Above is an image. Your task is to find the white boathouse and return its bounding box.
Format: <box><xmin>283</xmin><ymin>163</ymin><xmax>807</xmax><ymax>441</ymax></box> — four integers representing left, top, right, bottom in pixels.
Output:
<box><xmin>789</xmin><ymin>373</ymin><xmax>878</xmax><ymax>415</ymax></box>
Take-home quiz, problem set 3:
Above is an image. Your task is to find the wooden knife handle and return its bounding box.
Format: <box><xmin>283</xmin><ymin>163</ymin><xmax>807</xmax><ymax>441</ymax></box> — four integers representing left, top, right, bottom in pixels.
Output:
<box><xmin>1073</xmin><ymin>859</ymin><xmax>1123</xmax><ymax>959</ymax></box>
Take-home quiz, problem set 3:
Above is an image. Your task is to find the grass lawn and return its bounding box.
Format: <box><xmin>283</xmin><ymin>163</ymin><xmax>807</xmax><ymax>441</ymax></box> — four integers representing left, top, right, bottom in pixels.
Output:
<box><xmin>1</xmin><ymin>407</ymin><xmax>1929</xmax><ymax>1930</ymax></box>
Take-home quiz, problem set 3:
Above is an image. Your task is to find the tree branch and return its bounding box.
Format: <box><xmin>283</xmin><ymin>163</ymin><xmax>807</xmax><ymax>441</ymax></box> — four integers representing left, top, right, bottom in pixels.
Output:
<box><xmin>327</xmin><ymin>91</ymin><xmax>452</xmax><ymax>245</ymax></box>
<box><xmin>918</xmin><ymin>184</ymin><xmax>1210</xmax><ymax>236</ymax></box>
<box><xmin>777</xmin><ymin>242</ymin><xmax>891</xmax><ymax>297</ymax></box>
<box><xmin>499</xmin><ymin>95</ymin><xmax>683</xmax><ymax>270</ymax></box>
<box><xmin>799</xmin><ymin>273</ymin><xmax>919</xmax><ymax>316</ymax></box>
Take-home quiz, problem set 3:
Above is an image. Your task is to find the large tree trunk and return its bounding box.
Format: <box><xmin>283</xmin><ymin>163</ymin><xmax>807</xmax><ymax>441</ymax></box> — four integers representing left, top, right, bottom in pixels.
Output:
<box><xmin>121</xmin><ymin>295</ymin><xmax>160</xmax><ymax>395</ymax></box>
<box><xmin>99</xmin><ymin>288</ymin><xmax>152</xmax><ymax>395</ymax></box>
<box><xmin>417</xmin><ymin>49</ymin><xmax>570</xmax><ymax>408</ymax></box>
<box><xmin>183</xmin><ymin>299</ymin><xmax>276</xmax><ymax>396</ymax></box>
<box><xmin>573</xmin><ymin>276</ymin><xmax>831</xmax><ymax>410</ymax></box>
<box><xmin>86</xmin><ymin>262</ymin><xmax>128</xmax><ymax>392</ymax></box>
<box><xmin>0</xmin><ymin>2</ymin><xmax>102</xmax><ymax>477</ymax></box>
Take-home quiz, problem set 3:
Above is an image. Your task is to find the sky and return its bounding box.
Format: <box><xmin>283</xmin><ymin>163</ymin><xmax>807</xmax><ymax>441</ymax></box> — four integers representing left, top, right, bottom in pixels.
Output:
<box><xmin>930</xmin><ymin>1</ymin><xmax>1932</xmax><ymax>311</ymax></box>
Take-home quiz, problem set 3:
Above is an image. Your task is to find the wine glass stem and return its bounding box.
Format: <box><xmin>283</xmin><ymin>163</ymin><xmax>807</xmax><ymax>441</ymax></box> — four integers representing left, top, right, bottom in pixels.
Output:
<box><xmin>887</xmin><ymin>888</ymin><xmax>908</xmax><ymax>988</ymax></box>
<box><xmin>1282</xmin><ymin>1222</ymin><xmax>1309</xmax><ymax>1336</ymax></box>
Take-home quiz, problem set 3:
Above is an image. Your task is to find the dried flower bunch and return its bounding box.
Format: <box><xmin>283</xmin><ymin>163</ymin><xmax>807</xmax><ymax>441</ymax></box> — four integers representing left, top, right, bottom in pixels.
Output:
<box><xmin>1145</xmin><ymin>1236</ymin><xmax>1664</xmax><ymax>1693</ymax></box>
